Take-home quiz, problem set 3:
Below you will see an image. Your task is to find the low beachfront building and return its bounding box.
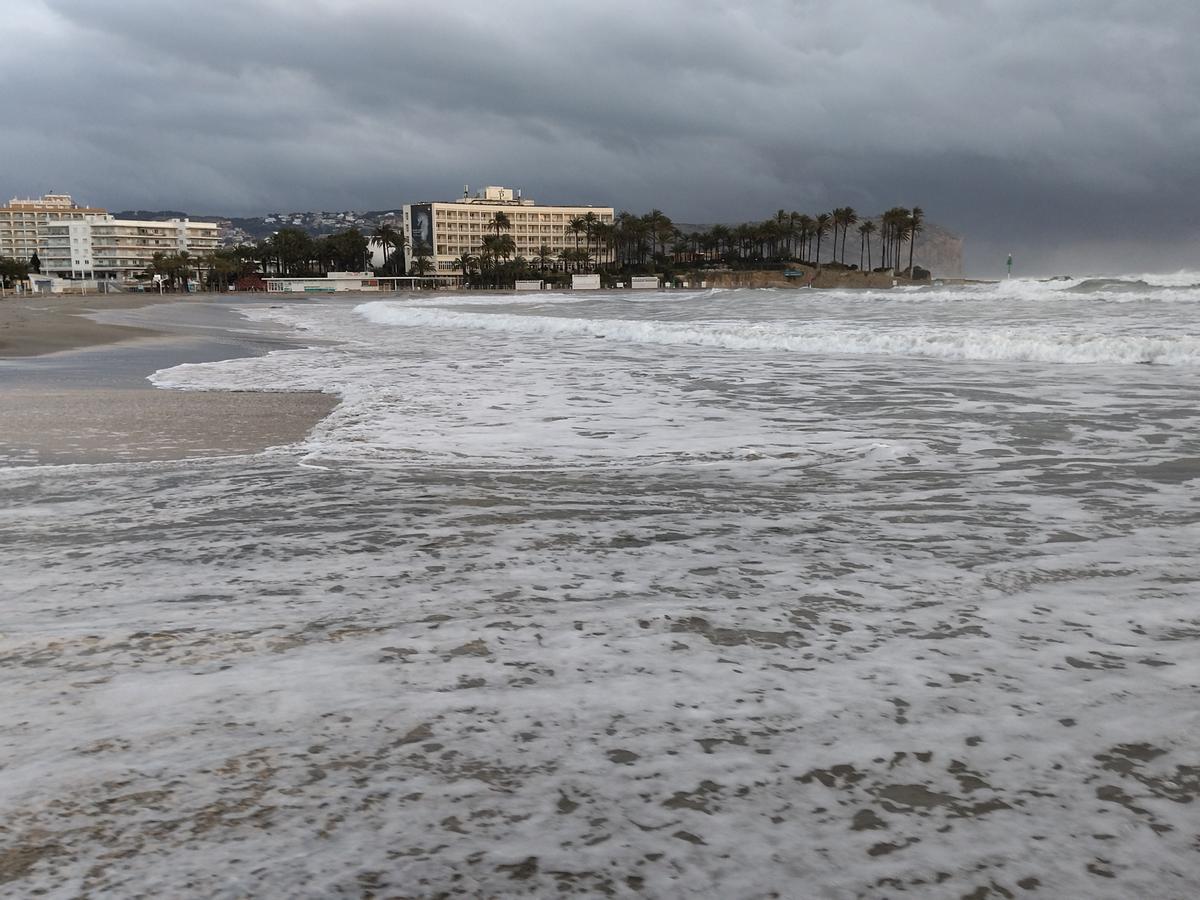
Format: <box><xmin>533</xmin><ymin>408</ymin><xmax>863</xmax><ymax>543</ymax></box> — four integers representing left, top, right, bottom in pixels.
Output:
<box><xmin>37</xmin><ymin>215</ymin><xmax>221</xmax><ymax>281</ymax></box>
<box><xmin>401</xmin><ymin>186</ymin><xmax>614</xmax><ymax>274</ymax></box>
<box><xmin>264</xmin><ymin>271</ymin><xmax>462</xmax><ymax>293</ymax></box>
<box><xmin>0</xmin><ymin>193</ymin><xmax>106</xmax><ymax>264</ymax></box>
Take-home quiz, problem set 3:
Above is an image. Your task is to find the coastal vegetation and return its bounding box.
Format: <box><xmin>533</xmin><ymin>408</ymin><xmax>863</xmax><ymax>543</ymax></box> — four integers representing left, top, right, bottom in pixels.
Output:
<box><xmin>1</xmin><ymin>256</ymin><xmax>30</xmax><ymax>288</ymax></box>
<box><xmin>453</xmin><ymin>205</ymin><xmax>929</xmax><ymax>289</ymax></box>
<box><xmin>121</xmin><ymin>206</ymin><xmax>929</xmax><ymax>291</ymax></box>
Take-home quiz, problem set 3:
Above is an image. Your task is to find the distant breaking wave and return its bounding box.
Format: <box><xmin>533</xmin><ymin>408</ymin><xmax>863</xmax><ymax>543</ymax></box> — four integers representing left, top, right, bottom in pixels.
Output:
<box><xmin>357</xmin><ymin>303</ymin><xmax>1200</xmax><ymax>366</ymax></box>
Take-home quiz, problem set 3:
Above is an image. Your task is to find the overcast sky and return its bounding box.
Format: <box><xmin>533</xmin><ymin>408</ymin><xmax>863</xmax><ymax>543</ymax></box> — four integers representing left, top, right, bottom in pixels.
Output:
<box><xmin>4</xmin><ymin>0</ymin><xmax>1198</xmax><ymax>275</ymax></box>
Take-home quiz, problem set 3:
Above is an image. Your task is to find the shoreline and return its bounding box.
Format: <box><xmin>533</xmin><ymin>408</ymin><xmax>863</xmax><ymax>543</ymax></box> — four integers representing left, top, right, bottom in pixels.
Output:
<box><xmin>0</xmin><ymin>291</ymin><xmax>179</xmax><ymax>358</ymax></box>
<box><xmin>0</xmin><ymin>293</ymin><xmax>338</xmax><ymax>466</ymax></box>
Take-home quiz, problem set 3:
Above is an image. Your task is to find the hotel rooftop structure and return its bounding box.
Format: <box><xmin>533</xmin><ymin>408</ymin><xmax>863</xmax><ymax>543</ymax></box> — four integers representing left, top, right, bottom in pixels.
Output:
<box><xmin>402</xmin><ymin>186</ymin><xmax>614</xmax><ymax>273</ymax></box>
<box><xmin>0</xmin><ymin>193</ymin><xmax>106</xmax><ymax>263</ymax></box>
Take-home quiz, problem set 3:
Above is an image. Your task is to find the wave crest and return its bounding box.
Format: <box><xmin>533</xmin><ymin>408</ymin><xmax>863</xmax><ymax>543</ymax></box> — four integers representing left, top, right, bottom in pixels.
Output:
<box><xmin>357</xmin><ymin>303</ymin><xmax>1200</xmax><ymax>366</ymax></box>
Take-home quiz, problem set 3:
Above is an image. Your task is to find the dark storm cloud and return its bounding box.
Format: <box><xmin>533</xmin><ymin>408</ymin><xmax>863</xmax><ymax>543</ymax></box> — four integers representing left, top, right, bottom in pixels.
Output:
<box><xmin>4</xmin><ymin>0</ymin><xmax>1199</xmax><ymax>274</ymax></box>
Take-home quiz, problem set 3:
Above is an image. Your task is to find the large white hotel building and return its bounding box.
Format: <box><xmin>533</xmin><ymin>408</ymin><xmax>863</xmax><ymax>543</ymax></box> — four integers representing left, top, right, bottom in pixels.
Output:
<box><xmin>1</xmin><ymin>193</ymin><xmax>220</xmax><ymax>281</ymax></box>
<box><xmin>39</xmin><ymin>216</ymin><xmax>220</xmax><ymax>280</ymax></box>
<box><xmin>402</xmin><ymin>186</ymin><xmax>614</xmax><ymax>273</ymax></box>
<box><xmin>0</xmin><ymin>194</ymin><xmax>106</xmax><ymax>264</ymax></box>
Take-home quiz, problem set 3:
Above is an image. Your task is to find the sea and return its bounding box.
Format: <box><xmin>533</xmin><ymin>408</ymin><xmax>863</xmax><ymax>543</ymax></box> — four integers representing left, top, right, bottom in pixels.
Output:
<box><xmin>3</xmin><ymin>275</ymin><xmax>1199</xmax><ymax>897</ymax></box>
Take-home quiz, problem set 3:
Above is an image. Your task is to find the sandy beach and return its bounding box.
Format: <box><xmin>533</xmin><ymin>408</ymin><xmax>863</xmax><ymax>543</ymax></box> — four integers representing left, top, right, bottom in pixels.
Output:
<box><xmin>0</xmin><ymin>292</ymin><xmax>337</xmax><ymax>464</ymax></box>
<box><xmin>0</xmin><ymin>291</ymin><xmax>166</xmax><ymax>357</ymax></box>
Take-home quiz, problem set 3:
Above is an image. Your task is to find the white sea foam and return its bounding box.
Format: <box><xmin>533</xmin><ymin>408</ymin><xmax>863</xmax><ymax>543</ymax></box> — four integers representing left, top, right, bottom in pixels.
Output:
<box><xmin>358</xmin><ymin>302</ymin><xmax>1200</xmax><ymax>366</ymax></box>
<box><xmin>8</xmin><ymin>282</ymin><xmax>1200</xmax><ymax>897</ymax></box>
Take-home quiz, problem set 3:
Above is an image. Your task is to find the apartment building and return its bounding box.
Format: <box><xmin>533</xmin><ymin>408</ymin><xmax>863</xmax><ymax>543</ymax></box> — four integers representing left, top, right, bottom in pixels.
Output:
<box><xmin>39</xmin><ymin>216</ymin><xmax>221</xmax><ymax>280</ymax></box>
<box><xmin>0</xmin><ymin>193</ymin><xmax>106</xmax><ymax>263</ymax></box>
<box><xmin>402</xmin><ymin>186</ymin><xmax>614</xmax><ymax>273</ymax></box>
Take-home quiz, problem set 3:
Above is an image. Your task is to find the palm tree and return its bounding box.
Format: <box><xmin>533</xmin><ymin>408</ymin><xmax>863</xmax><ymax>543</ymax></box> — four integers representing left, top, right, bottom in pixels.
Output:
<box><xmin>786</xmin><ymin>211</ymin><xmax>801</xmax><ymax>260</ymax></box>
<box><xmin>568</xmin><ymin>216</ymin><xmax>586</xmax><ymax>252</ymax></box>
<box><xmin>371</xmin><ymin>222</ymin><xmax>399</xmax><ymax>273</ymax></box>
<box><xmin>814</xmin><ymin>213</ymin><xmax>832</xmax><ymax>266</ymax></box>
<box><xmin>887</xmin><ymin>208</ymin><xmax>911</xmax><ymax>274</ymax></box>
<box><xmin>594</xmin><ymin>222</ymin><xmax>616</xmax><ymax>269</ymax></box>
<box><xmin>490</xmin><ymin>211</ymin><xmax>511</xmax><ymax>238</ymax></box>
<box><xmin>907</xmin><ymin>207</ymin><xmax>925</xmax><ymax>275</ymax></box>
<box><xmin>411</xmin><ymin>242</ymin><xmax>434</xmax><ymax>277</ymax></box>
<box><xmin>794</xmin><ymin>215</ymin><xmax>814</xmax><ymax>262</ymax></box>
<box><xmin>859</xmin><ymin>220</ymin><xmax>876</xmax><ymax>270</ymax></box>
<box><xmin>453</xmin><ymin>252</ymin><xmax>477</xmax><ymax>284</ymax></box>
<box><xmin>535</xmin><ymin>243</ymin><xmax>553</xmax><ymax>272</ymax></box>
<box><xmin>829</xmin><ymin>208</ymin><xmax>844</xmax><ymax>265</ymax></box>
<box><xmin>583</xmin><ymin>211</ymin><xmax>598</xmax><ymax>258</ymax></box>
<box><xmin>711</xmin><ymin>224</ymin><xmax>731</xmax><ymax>262</ymax></box>
<box><xmin>839</xmin><ymin>207</ymin><xmax>858</xmax><ymax>264</ymax></box>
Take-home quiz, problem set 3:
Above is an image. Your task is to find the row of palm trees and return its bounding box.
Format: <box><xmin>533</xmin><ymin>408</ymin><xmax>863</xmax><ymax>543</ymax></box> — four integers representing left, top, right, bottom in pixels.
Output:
<box><xmin>671</xmin><ymin>206</ymin><xmax>926</xmax><ymax>273</ymax></box>
<box><xmin>371</xmin><ymin>205</ymin><xmax>928</xmax><ymax>284</ymax></box>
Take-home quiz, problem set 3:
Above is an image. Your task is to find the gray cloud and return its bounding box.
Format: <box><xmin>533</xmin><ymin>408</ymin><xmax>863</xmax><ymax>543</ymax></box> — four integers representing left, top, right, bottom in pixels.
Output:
<box><xmin>4</xmin><ymin>0</ymin><xmax>1199</xmax><ymax>274</ymax></box>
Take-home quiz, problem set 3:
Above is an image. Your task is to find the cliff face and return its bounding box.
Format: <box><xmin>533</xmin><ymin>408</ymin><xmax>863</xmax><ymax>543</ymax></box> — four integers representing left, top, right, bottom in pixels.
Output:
<box><xmin>812</xmin><ymin>219</ymin><xmax>963</xmax><ymax>278</ymax></box>
<box><xmin>908</xmin><ymin>222</ymin><xmax>963</xmax><ymax>279</ymax></box>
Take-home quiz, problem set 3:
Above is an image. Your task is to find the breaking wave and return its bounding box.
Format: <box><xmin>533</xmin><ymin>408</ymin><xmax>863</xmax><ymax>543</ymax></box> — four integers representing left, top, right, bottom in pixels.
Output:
<box><xmin>357</xmin><ymin>303</ymin><xmax>1200</xmax><ymax>366</ymax></box>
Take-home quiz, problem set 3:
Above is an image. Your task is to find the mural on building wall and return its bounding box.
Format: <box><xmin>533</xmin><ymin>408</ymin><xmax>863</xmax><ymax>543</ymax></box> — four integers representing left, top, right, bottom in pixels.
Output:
<box><xmin>409</xmin><ymin>204</ymin><xmax>433</xmax><ymax>252</ymax></box>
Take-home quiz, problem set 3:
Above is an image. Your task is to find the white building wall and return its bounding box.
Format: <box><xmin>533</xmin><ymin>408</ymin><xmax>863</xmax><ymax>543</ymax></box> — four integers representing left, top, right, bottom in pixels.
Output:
<box><xmin>401</xmin><ymin>189</ymin><xmax>614</xmax><ymax>274</ymax></box>
<box><xmin>37</xmin><ymin>215</ymin><xmax>221</xmax><ymax>280</ymax></box>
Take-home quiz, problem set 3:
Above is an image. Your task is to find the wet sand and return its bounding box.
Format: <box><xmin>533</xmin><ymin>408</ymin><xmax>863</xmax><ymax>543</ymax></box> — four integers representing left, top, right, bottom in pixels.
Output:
<box><xmin>0</xmin><ymin>292</ymin><xmax>170</xmax><ymax>357</ymax></box>
<box><xmin>0</xmin><ymin>292</ymin><xmax>336</xmax><ymax>465</ymax></box>
<box><xmin>0</xmin><ymin>388</ymin><xmax>337</xmax><ymax>465</ymax></box>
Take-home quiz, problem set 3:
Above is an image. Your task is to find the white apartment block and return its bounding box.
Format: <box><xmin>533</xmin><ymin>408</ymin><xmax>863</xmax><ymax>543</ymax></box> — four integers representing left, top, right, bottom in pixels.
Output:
<box><xmin>403</xmin><ymin>186</ymin><xmax>614</xmax><ymax>273</ymax></box>
<box><xmin>39</xmin><ymin>216</ymin><xmax>221</xmax><ymax>280</ymax></box>
<box><xmin>0</xmin><ymin>193</ymin><xmax>106</xmax><ymax>263</ymax></box>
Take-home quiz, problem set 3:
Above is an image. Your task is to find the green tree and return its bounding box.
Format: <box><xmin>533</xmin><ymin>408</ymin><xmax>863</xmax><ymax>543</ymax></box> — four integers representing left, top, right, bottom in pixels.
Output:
<box><xmin>371</xmin><ymin>222</ymin><xmax>399</xmax><ymax>273</ymax></box>
<box><xmin>270</xmin><ymin>227</ymin><xmax>315</xmax><ymax>275</ymax></box>
<box><xmin>330</xmin><ymin>227</ymin><xmax>369</xmax><ymax>271</ymax></box>
<box><xmin>583</xmin><ymin>211</ymin><xmax>599</xmax><ymax>258</ymax></box>
<box><xmin>0</xmin><ymin>256</ymin><xmax>30</xmax><ymax>288</ymax></box>
<box><xmin>568</xmin><ymin>215</ymin><xmax>586</xmax><ymax>252</ymax></box>
<box><xmin>858</xmin><ymin>220</ymin><xmax>876</xmax><ymax>270</ymax></box>
<box><xmin>490</xmin><ymin>211</ymin><xmax>511</xmax><ymax>238</ymax></box>
<box><xmin>814</xmin><ymin>213</ymin><xmax>832</xmax><ymax>266</ymax></box>
<box><xmin>494</xmin><ymin>234</ymin><xmax>516</xmax><ymax>263</ymax></box>
<box><xmin>205</xmin><ymin>248</ymin><xmax>241</xmax><ymax>290</ymax></box>
<box><xmin>410</xmin><ymin>242</ymin><xmax>434</xmax><ymax>277</ymax></box>
<box><xmin>147</xmin><ymin>251</ymin><xmax>193</xmax><ymax>291</ymax></box>
<box><xmin>453</xmin><ymin>252</ymin><xmax>476</xmax><ymax>277</ymax></box>
<box><xmin>907</xmin><ymin>207</ymin><xmax>925</xmax><ymax>275</ymax></box>
<box><xmin>838</xmin><ymin>207</ymin><xmax>858</xmax><ymax>264</ymax></box>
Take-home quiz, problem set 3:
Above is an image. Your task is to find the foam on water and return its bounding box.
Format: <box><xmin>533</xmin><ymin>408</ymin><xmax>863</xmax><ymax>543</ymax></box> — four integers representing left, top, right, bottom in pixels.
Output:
<box><xmin>357</xmin><ymin>302</ymin><xmax>1200</xmax><ymax>366</ymax></box>
<box><xmin>6</xmin><ymin>280</ymin><xmax>1200</xmax><ymax>897</ymax></box>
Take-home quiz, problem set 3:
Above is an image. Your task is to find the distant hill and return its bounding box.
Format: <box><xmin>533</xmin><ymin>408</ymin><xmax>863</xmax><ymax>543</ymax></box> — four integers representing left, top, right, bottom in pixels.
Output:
<box><xmin>109</xmin><ymin>208</ymin><xmax>403</xmax><ymax>248</ymax></box>
<box><xmin>113</xmin><ymin>210</ymin><xmax>194</xmax><ymax>220</ymax></box>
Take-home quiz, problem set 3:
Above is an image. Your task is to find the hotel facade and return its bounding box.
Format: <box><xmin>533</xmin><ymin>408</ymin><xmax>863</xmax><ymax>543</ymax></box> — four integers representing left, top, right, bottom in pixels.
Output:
<box><xmin>0</xmin><ymin>193</ymin><xmax>106</xmax><ymax>264</ymax></box>
<box><xmin>38</xmin><ymin>216</ymin><xmax>221</xmax><ymax>280</ymax></box>
<box><xmin>402</xmin><ymin>186</ymin><xmax>614</xmax><ymax>273</ymax></box>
